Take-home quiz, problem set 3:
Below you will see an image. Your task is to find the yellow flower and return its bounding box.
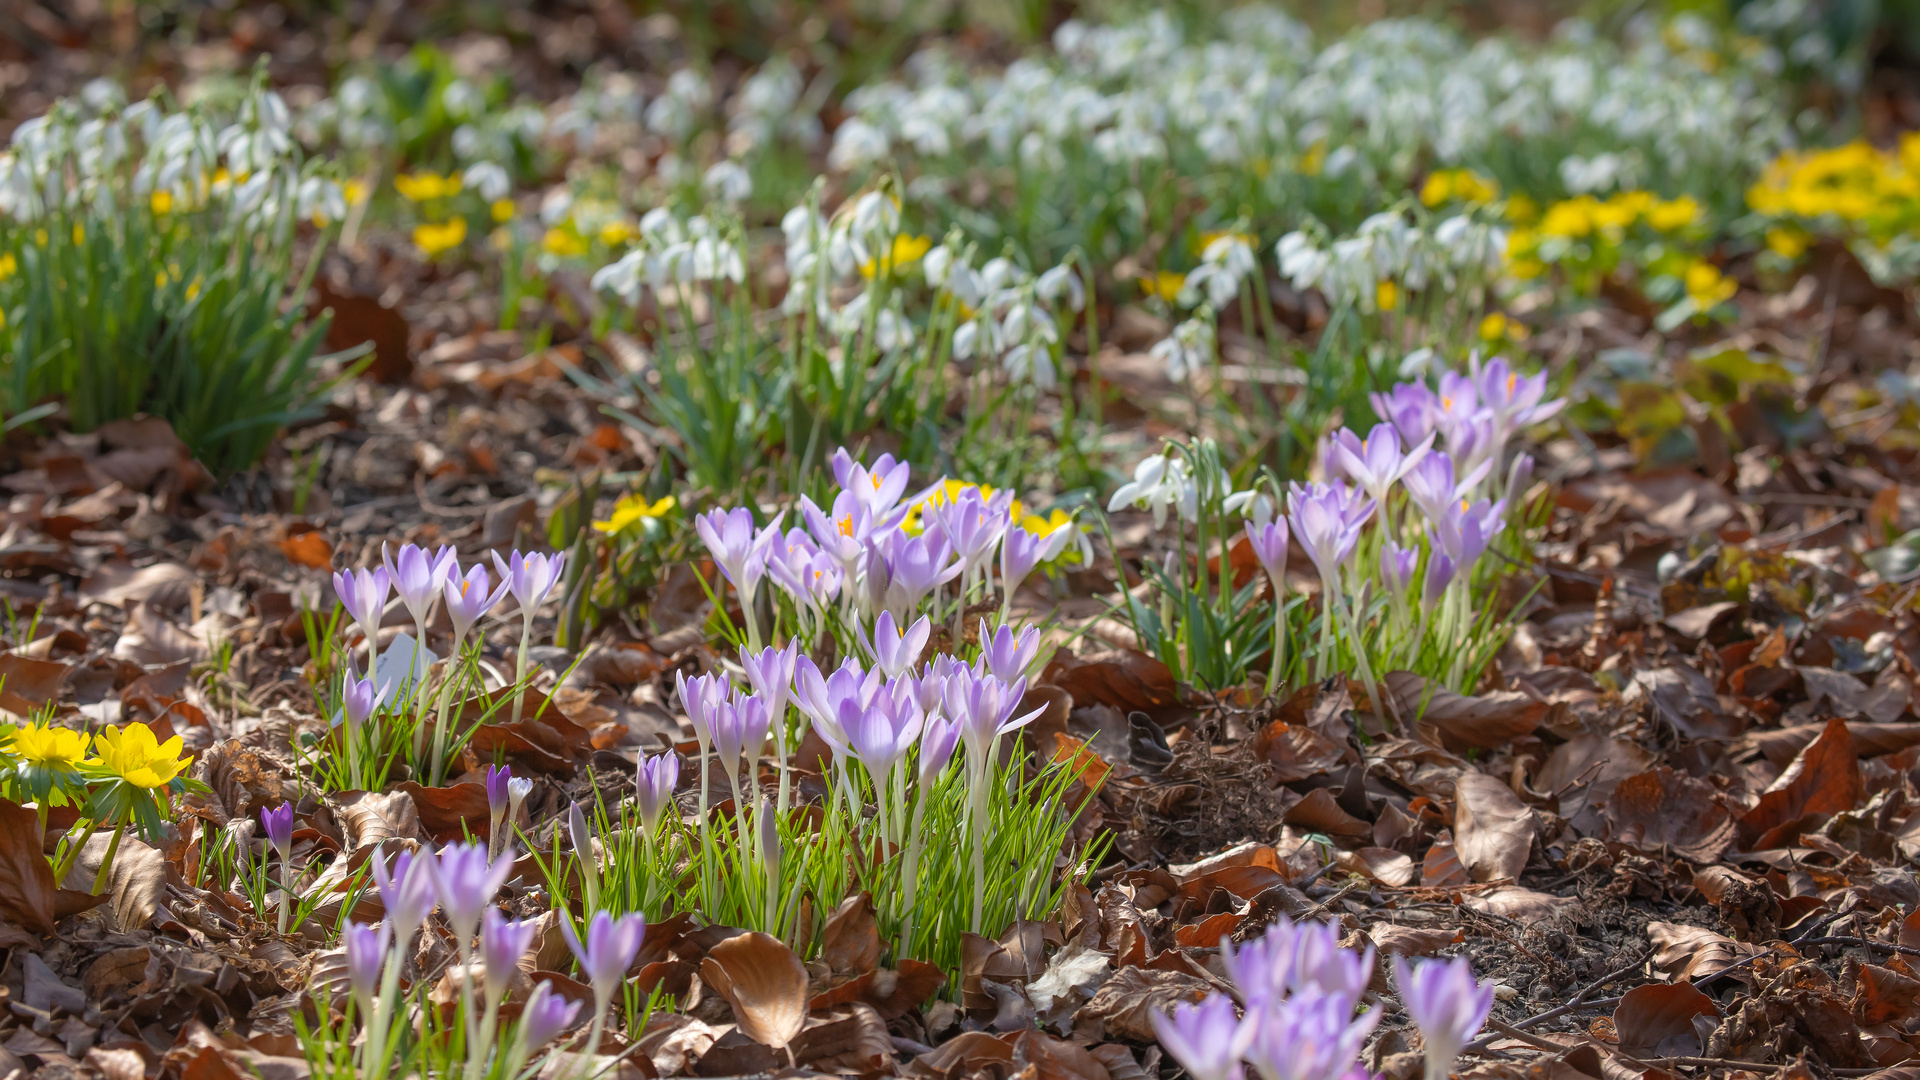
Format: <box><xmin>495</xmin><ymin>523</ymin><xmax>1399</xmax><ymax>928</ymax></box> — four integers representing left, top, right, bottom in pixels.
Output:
<box><xmin>343</xmin><ymin>178</ymin><xmax>369</xmax><ymax>206</ymax></box>
<box><xmin>1685</xmin><ymin>260</ymin><xmax>1736</xmax><ymax>308</ymax></box>
<box><xmin>1505</xmin><ymin>193</ymin><xmax>1539</xmax><ymax>224</ymax></box>
<box><xmin>1139</xmin><ymin>270</ymin><xmax>1186</xmax><ymax>302</ymax></box>
<box><xmin>903</xmin><ymin>479</ymin><xmax>1023</xmax><ymax>535</ymax></box>
<box><xmin>1419</xmin><ymin>172</ymin><xmax>1453</xmax><ymax>208</ymax></box>
<box><xmin>491</xmin><ymin>198</ymin><xmax>516</xmax><ymax>223</ymax></box>
<box><xmin>10</xmin><ymin>722</ymin><xmax>89</xmax><ymax>770</ymax></box>
<box><xmin>1765</xmin><ymin>226</ymin><xmax>1809</xmax><ymax>260</ymax></box>
<box><xmin>72</xmin><ymin>223</ymin><xmax>85</xmax><ymax>244</ymax></box>
<box><xmin>0</xmin><ymin>307</ymin><xmax>6</xmax><ymax>331</ymax></box>
<box><xmin>0</xmin><ymin>252</ymin><xmax>15</xmax><ymax>281</ymax></box>
<box><xmin>1538</xmin><ymin>198</ymin><xmax>1593</xmax><ymax>239</ymax></box>
<box><xmin>1375</xmin><ymin>280</ymin><xmax>1400</xmax><ymax>312</ymax></box>
<box><xmin>33</xmin><ymin>228</ymin><xmax>47</xmax><ymax>247</ymax></box>
<box><xmin>1421</xmin><ymin>169</ymin><xmax>1498</xmax><ymax>207</ymax></box>
<box><xmin>93</xmin><ymin>723</ymin><xmax>191</xmax><ymax>790</ymax></box>
<box><xmin>150</xmin><ymin>190</ymin><xmax>174</xmax><ymax>215</ymax></box>
<box><xmin>1478</xmin><ymin>313</ymin><xmax>1510</xmax><ymax>342</ymax></box>
<box><xmin>414</xmin><ymin>217</ymin><xmax>469</xmax><ymax>258</ymax></box>
<box><xmin>1299</xmin><ymin>141</ymin><xmax>1326</xmax><ymax>177</ymax></box>
<box><xmin>1645</xmin><ymin>196</ymin><xmax>1701</xmax><ymax>231</ymax></box>
<box><xmin>598</xmin><ymin>220</ymin><xmax>639</xmax><ymax>247</ymax></box>
<box><xmin>185</xmin><ymin>276</ymin><xmax>202</xmax><ymax>301</ymax></box>
<box><xmin>594</xmin><ymin>493</ymin><xmax>677</xmax><ymax>534</ymax></box>
<box><xmin>395</xmin><ymin>170</ymin><xmax>463</xmax><ymax>202</ymax></box>
<box><xmin>1194</xmin><ymin>229</ymin><xmax>1256</xmax><ymax>255</ymax></box>
<box><xmin>1020</xmin><ymin>508</ymin><xmax>1074</xmax><ymax>537</ymax></box>
<box><xmin>860</xmin><ymin>234</ymin><xmax>933</xmax><ymax>278</ymax></box>
<box><xmin>542</xmin><ymin>225</ymin><xmax>588</xmax><ymax>258</ymax></box>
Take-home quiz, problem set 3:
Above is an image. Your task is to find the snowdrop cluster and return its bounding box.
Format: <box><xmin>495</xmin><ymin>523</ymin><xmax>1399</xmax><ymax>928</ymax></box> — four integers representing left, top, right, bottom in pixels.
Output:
<box><xmin>1276</xmin><ymin>210</ymin><xmax>1509</xmax><ymax>315</ymax></box>
<box><xmin>0</xmin><ymin>79</ymin><xmax>344</xmax><ymax>228</ymax></box>
<box><xmin>589</xmin><ymin>209</ymin><xmax>746</xmax><ymax>303</ymax></box>
<box><xmin>1151</xmin><ymin>919</ymin><xmax>1494</xmax><ymax>1080</ymax></box>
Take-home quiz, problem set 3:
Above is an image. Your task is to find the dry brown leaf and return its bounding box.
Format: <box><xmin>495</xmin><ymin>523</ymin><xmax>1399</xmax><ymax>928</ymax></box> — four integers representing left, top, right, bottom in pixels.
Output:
<box><xmin>1282</xmin><ymin>787</ymin><xmax>1372</xmax><ymax>838</ymax></box>
<box><xmin>1738</xmin><ymin>717</ymin><xmax>1864</xmax><ymax>850</ymax></box>
<box><xmin>397</xmin><ymin>782</ymin><xmax>492</xmax><ymax>845</ymax></box>
<box><xmin>0</xmin><ymin>652</ymin><xmax>69</xmax><ymax>715</ymax></box>
<box><xmin>1385</xmin><ymin>671</ymin><xmax>1546</xmax><ymax>751</ymax></box>
<box><xmin>1454</xmin><ymin>773</ymin><xmax>1535</xmax><ymax>882</ymax></box>
<box><xmin>700</xmin><ymin>930</ymin><xmax>809</xmax><ymax>1049</ymax></box>
<box><xmin>1367</xmin><ymin>924</ymin><xmax>1463</xmax><ymax>956</ymax></box>
<box><xmin>1463</xmin><ymin>886</ymin><xmax>1574</xmax><ymax>921</ymax></box>
<box><xmin>820</xmin><ymin>893</ymin><xmax>882</xmax><ymax>980</ymax></box>
<box><xmin>1013</xmin><ymin>1029</ymin><xmax>1113</xmax><ymax>1080</ymax></box>
<box><xmin>330</xmin><ymin>789</ymin><xmax>422</xmax><ymax>852</ymax></box>
<box><xmin>63</xmin><ymin>833</ymin><xmax>165</xmax><ymax>932</ymax></box>
<box><xmin>1646</xmin><ymin>921</ymin><xmax>1761</xmax><ymax>983</ymax></box>
<box><xmin>1043</xmin><ymin>646</ymin><xmax>1180</xmax><ymax>713</ymax></box>
<box><xmin>1601</xmin><ymin>767</ymin><xmax>1735</xmax><ymax>863</ymax></box>
<box><xmin>1074</xmin><ymin>966</ymin><xmax>1211</xmax><ymax>1041</ymax></box>
<box><xmin>1251</xmin><ymin>721</ymin><xmax>1348</xmax><ymax>782</ymax></box>
<box><xmin>0</xmin><ymin>797</ymin><xmax>105</xmax><ymax>934</ymax></box>
<box><xmin>1853</xmin><ymin>964</ymin><xmax>1920</xmax><ymax>1026</ymax></box>
<box><xmin>1613</xmin><ymin>982</ymin><xmax>1721</xmax><ymax>1056</ymax></box>
<box><xmin>81</xmin><ymin>560</ymin><xmax>196</xmax><ymax>609</ymax></box>
<box><xmin>1536</xmin><ymin>734</ymin><xmax>1655</xmax><ymax>836</ymax></box>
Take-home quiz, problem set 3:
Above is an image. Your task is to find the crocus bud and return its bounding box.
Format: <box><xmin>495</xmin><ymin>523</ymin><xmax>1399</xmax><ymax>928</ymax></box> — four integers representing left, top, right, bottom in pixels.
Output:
<box><xmin>260</xmin><ymin>801</ymin><xmax>294</xmax><ymax>864</ymax></box>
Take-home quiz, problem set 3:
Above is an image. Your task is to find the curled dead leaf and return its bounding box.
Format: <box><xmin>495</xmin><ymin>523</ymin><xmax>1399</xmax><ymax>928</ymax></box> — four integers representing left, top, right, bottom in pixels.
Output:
<box><xmin>1453</xmin><ymin>772</ymin><xmax>1535</xmax><ymax>882</ymax></box>
<box><xmin>1613</xmin><ymin>981</ymin><xmax>1721</xmax><ymax>1057</ymax></box>
<box><xmin>1601</xmin><ymin>767</ymin><xmax>1735</xmax><ymax>863</ymax></box>
<box><xmin>700</xmin><ymin>931</ymin><xmax>809</xmax><ymax>1049</ymax></box>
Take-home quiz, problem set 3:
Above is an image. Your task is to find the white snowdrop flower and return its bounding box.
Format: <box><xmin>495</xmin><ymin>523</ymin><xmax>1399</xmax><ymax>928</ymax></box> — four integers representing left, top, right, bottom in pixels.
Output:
<box><xmin>539</xmin><ymin>188</ymin><xmax>572</xmax><ymax>227</ymax></box>
<box><xmin>1149</xmin><ymin>318</ymin><xmax>1215</xmax><ymax>383</ymax></box>
<box><xmin>923</xmin><ymin>244</ymin><xmax>956</xmax><ymax>288</ymax></box>
<box><xmin>639</xmin><ymin>206</ymin><xmax>683</xmax><ymax>245</ymax></box>
<box><xmin>703</xmin><ymin>160</ymin><xmax>752</xmax><ymax>204</ymax></box>
<box><xmin>875</xmin><ymin>309</ymin><xmax>915</xmax><ymax>352</ymax></box>
<box><xmin>1035</xmin><ymin>265</ymin><xmax>1084</xmax><ymax>312</ymax></box>
<box><xmin>1002</xmin><ymin>343</ymin><xmax>1056</xmax><ymax>388</ymax></box>
<box><xmin>828</xmin><ymin>119</ymin><xmax>890</xmax><ymax>171</ymax></box>
<box><xmin>592</xmin><ymin>249</ymin><xmax>648</xmax><ymax>304</ymax></box>
<box><xmin>464</xmin><ymin>161</ymin><xmax>511</xmax><ymax>202</ymax></box>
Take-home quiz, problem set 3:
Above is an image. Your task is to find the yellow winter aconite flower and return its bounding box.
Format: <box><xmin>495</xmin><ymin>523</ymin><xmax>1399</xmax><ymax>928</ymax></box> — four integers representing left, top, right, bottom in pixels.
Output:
<box><xmin>594</xmin><ymin>493</ymin><xmax>677</xmax><ymax>535</ymax></box>
<box><xmin>1375</xmin><ymin>280</ymin><xmax>1400</xmax><ymax>312</ymax></box>
<box><xmin>343</xmin><ymin>178</ymin><xmax>369</xmax><ymax>206</ymax></box>
<box><xmin>1645</xmin><ymin>196</ymin><xmax>1702</xmax><ymax>231</ymax></box>
<box><xmin>1478</xmin><ymin>312</ymin><xmax>1527</xmax><ymax>343</ymax></box>
<box><xmin>1139</xmin><ymin>270</ymin><xmax>1187</xmax><ymax>302</ymax></box>
<box><xmin>0</xmin><ymin>252</ymin><xmax>15</xmax><ymax>281</ymax></box>
<box><xmin>598</xmin><ymin>220</ymin><xmax>639</xmax><ymax>247</ymax></box>
<box><xmin>902</xmin><ymin>479</ymin><xmax>1025</xmax><ymax>535</ymax></box>
<box><xmin>491</xmin><ymin>198</ymin><xmax>516</xmax><ymax>223</ymax></box>
<box><xmin>861</xmin><ymin>234</ymin><xmax>933</xmax><ymax>278</ymax></box>
<box><xmin>10</xmin><ymin>722</ymin><xmax>89</xmax><ymax>770</ymax></box>
<box><xmin>150</xmin><ymin>190</ymin><xmax>174</xmax><ymax>215</ymax></box>
<box><xmin>1747</xmin><ymin>135</ymin><xmax>1920</xmax><ymax>242</ymax></box>
<box><xmin>1020</xmin><ymin>507</ymin><xmax>1074</xmax><ymax>537</ymax></box>
<box><xmin>1420</xmin><ymin>168</ymin><xmax>1499</xmax><ymax>208</ymax></box>
<box><xmin>93</xmin><ymin>723</ymin><xmax>191</xmax><ymax>789</ymax></box>
<box><xmin>1685</xmin><ymin>260</ymin><xmax>1737</xmax><ymax>308</ymax></box>
<box><xmin>414</xmin><ymin>217</ymin><xmax>468</xmax><ymax>257</ymax></box>
<box><xmin>543</xmin><ymin>225</ymin><xmax>588</xmax><ymax>258</ymax></box>
<box><xmin>1765</xmin><ymin>226</ymin><xmax>1809</xmax><ymax>259</ymax></box>
<box><xmin>395</xmin><ymin>170</ymin><xmax>464</xmax><ymax>202</ymax></box>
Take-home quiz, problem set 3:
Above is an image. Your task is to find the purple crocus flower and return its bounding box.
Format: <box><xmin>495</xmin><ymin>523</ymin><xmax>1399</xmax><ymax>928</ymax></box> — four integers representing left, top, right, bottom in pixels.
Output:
<box><xmin>341</xmin><ymin>662</ymin><xmax>389</xmax><ymax>729</ymax></box>
<box><xmin>332</xmin><ymin>565</ymin><xmax>390</xmax><ymax>649</ymax></box>
<box><xmin>1422</xmin><ymin>551</ymin><xmax>1457</xmax><ymax>609</ymax></box>
<box><xmin>1369</xmin><ymin>382</ymin><xmax>1440</xmax><ymax>447</ymax></box>
<box><xmin>1244</xmin><ymin>987</ymin><xmax>1381</xmax><ymax>1080</ymax></box>
<box><xmin>917</xmin><ymin>713</ymin><xmax>962</xmax><ymax>787</ymax></box>
<box><xmin>1472</xmin><ymin>357</ymin><xmax>1566</xmax><ymax>435</ymax></box>
<box><xmin>1380</xmin><ymin>541</ymin><xmax>1418</xmax><ymax>594</ymax></box>
<box><xmin>800</xmin><ymin>490</ymin><xmax>873</xmax><ymax>576</ymax></box>
<box><xmin>344</xmin><ymin>920</ymin><xmax>387</xmax><ymax>1006</ymax></box>
<box><xmin>260</xmin><ymin>801</ymin><xmax>294</xmax><ymax>863</ymax></box>
<box><xmin>1431</xmin><ymin>497</ymin><xmax>1506</xmax><ymax>571</ymax></box>
<box><xmin>559</xmin><ymin>910</ymin><xmax>647</xmax><ymax>1007</ymax></box>
<box><xmin>694</xmin><ymin>507</ymin><xmax>782</xmax><ymax>604</ymax></box>
<box><xmin>710</xmin><ymin>691</ymin><xmax>771</xmax><ymax>779</ymax></box>
<box><xmin>479</xmin><ymin>908</ymin><xmax>538</xmax><ymax>1000</ymax></box>
<box><xmin>871</xmin><ymin>611</ymin><xmax>931</xmax><ymax>680</ymax></box>
<box><xmin>1505</xmin><ymin>452</ymin><xmax>1535</xmax><ymax>501</ymax></box>
<box><xmin>832</xmin><ymin>448</ymin><xmax>912</xmax><ymax>516</ymax></box>
<box><xmin>1221</xmin><ymin>920</ymin><xmax>1304</xmax><ymax>1007</ymax></box>
<box><xmin>1151</xmin><ymin>994</ymin><xmax>1254</xmax><ymax>1080</ymax></box>
<box><xmin>1287</xmin><ymin>481</ymin><xmax>1375</xmax><ymax>587</ymax></box>
<box><xmin>430</xmin><ymin>842</ymin><xmax>514</xmax><ymax>944</ymax></box>
<box><xmin>675</xmin><ymin>669</ymin><xmax>732</xmax><ymax>754</ymax></box>
<box><xmin>930</xmin><ymin>486</ymin><xmax>1012</xmax><ymax>578</ymax></box>
<box><xmin>794</xmin><ymin>656</ymin><xmax>884</xmax><ymax>762</ymax></box>
<box><xmin>1000</xmin><ymin>522</ymin><xmax>1068</xmax><ymax>603</ymax></box>
<box><xmin>1293</xmin><ymin>920</ymin><xmax>1374</xmax><ymax>1005</ymax></box>
<box><xmin>767</xmin><ymin>532</ymin><xmax>842</xmax><ymax>614</ymax></box>
<box><xmin>941</xmin><ymin>666</ymin><xmax>1042</xmax><ymax>765</ymax></box>
<box><xmin>977</xmin><ymin>620</ymin><xmax>1041</xmax><ymax>683</ymax></box>
<box><xmin>866</xmin><ymin>529</ymin><xmax>962</xmax><ymax>621</ymax></box>
<box><xmin>636</xmin><ymin>751</ymin><xmax>680</xmax><ymax>832</ymax></box>
<box><xmin>741</xmin><ymin>641</ymin><xmax>799</xmax><ymax>727</ymax></box>
<box><xmin>1392</xmin><ymin>954</ymin><xmax>1494</xmax><ymax>1080</ymax></box>
<box><xmin>841</xmin><ymin>684</ymin><xmax>924</xmax><ymax>778</ymax></box>
<box><xmin>370</xmin><ymin>848</ymin><xmax>438</xmax><ymax>942</ymax></box>
<box><xmin>444</xmin><ymin>562</ymin><xmax>509</xmax><ymax>646</ymax></box>
<box><xmin>486</xmin><ymin>764</ymin><xmax>512</xmax><ymax>822</ymax></box>
<box><xmin>518</xmin><ymin>981</ymin><xmax>583</xmax><ymax>1047</ymax></box>
<box><xmin>1400</xmin><ymin>452</ymin><xmax>1492</xmax><ymax>527</ymax></box>
<box><xmin>1329</xmin><ymin>424</ymin><xmax>1433</xmax><ymax>506</ymax></box>
<box><xmin>1245</xmin><ymin>519</ymin><xmax>1290</xmax><ymax>592</ymax></box>
<box><xmin>490</xmin><ymin>549</ymin><xmax>567</xmax><ymax>616</ymax></box>
<box><xmin>382</xmin><ymin>543</ymin><xmax>456</xmax><ymax>629</ymax></box>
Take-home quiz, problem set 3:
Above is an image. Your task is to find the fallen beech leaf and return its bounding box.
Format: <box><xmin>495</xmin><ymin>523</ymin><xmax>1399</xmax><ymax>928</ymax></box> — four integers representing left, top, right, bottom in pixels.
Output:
<box><xmin>1463</xmin><ymin>886</ymin><xmax>1574</xmax><ymax>921</ymax></box>
<box><xmin>330</xmin><ymin>789</ymin><xmax>422</xmax><ymax>852</ymax></box>
<box><xmin>1614</xmin><ymin>982</ymin><xmax>1721</xmax><ymax>1057</ymax></box>
<box><xmin>701</xmin><ymin>931</ymin><xmax>809</xmax><ymax>1049</ymax></box>
<box><xmin>398</xmin><ymin>782</ymin><xmax>492</xmax><ymax>845</ymax></box>
<box><xmin>1647</xmin><ymin>921</ymin><xmax>1761</xmax><ymax>983</ymax></box>
<box><xmin>907</xmin><ymin>1031</ymin><xmax>1017</xmax><ymax>1079</ymax></box>
<box><xmin>1282</xmin><ymin>788</ymin><xmax>1372</xmax><ymax>838</ymax></box>
<box><xmin>1738</xmin><ymin>717</ymin><xmax>1863</xmax><ymax>850</ymax></box>
<box><xmin>1335</xmin><ymin>847</ymin><xmax>1416</xmax><ymax>886</ymax></box>
<box><xmin>1043</xmin><ymin>646</ymin><xmax>1179</xmax><ymax>713</ymax></box>
<box><xmin>0</xmin><ymin>652</ymin><xmax>69</xmax><ymax>715</ymax></box>
<box><xmin>63</xmin><ymin>833</ymin><xmax>165</xmax><ymax>932</ymax></box>
<box><xmin>1251</xmin><ymin>721</ymin><xmax>1347</xmax><ymax>782</ymax></box>
<box><xmin>1536</xmin><ymin>734</ymin><xmax>1655</xmax><ymax>835</ymax></box>
<box><xmin>1854</xmin><ymin>964</ymin><xmax>1920</xmax><ymax>1026</ymax></box>
<box><xmin>1074</xmin><ymin>966</ymin><xmax>1210</xmax><ymax>1042</ymax></box>
<box><xmin>277</xmin><ymin>530</ymin><xmax>334</xmax><ymax>571</ymax></box>
<box><xmin>1025</xmin><ymin>942</ymin><xmax>1112</xmax><ymax>1017</ymax></box>
<box><xmin>1662</xmin><ymin>602</ymin><xmax>1739</xmax><ymax>639</ymax></box>
<box><xmin>809</xmin><ymin>960</ymin><xmax>948</xmax><ymax>1019</ymax></box>
<box><xmin>81</xmin><ymin>560</ymin><xmax>196</xmax><ymax>610</ymax></box>
<box><xmin>820</xmin><ymin>893</ymin><xmax>881</xmax><ymax>980</ymax></box>
<box><xmin>1453</xmin><ymin>773</ymin><xmax>1534</xmax><ymax>882</ymax></box>
<box><xmin>1367</xmin><ymin>925</ymin><xmax>1463</xmax><ymax>956</ymax></box>
<box><xmin>1601</xmin><ymin>767</ymin><xmax>1735</xmax><ymax>863</ymax></box>
<box><xmin>1013</xmin><ymin>1029</ymin><xmax>1113</xmax><ymax>1080</ymax></box>
<box><xmin>1384</xmin><ymin>671</ymin><xmax>1545</xmax><ymax>751</ymax></box>
<box><xmin>0</xmin><ymin>797</ymin><xmax>105</xmax><ymax>934</ymax></box>
<box><xmin>86</xmin><ymin>1046</ymin><xmax>146</xmax><ymax>1080</ymax></box>
<box><xmin>1633</xmin><ymin>666</ymin><xmax>1741</xmax><ymax>740</ymax></box>
<box><xmin>319</xmin><ymin>279</ymin><xmax>413</xmax><ymax>384</ymax></box>
<box><xmin>1174</xmin><ymin>911</ymin><xmax>1241</xmax><ymax>948</ymax></box>
<box><xmin>1422</xmin><ymin>839</ymin><xmax>1469</xmax><ymax>887</ymax></box>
